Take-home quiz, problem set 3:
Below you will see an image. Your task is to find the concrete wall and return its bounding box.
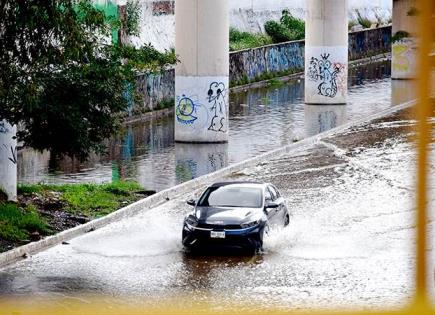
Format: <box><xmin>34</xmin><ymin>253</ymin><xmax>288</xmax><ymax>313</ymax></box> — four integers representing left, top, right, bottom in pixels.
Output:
<box><xmin>230</xmin><ymin>0</ymin><xmax>391</xmax><ymax>33</ymax></box>
<box><xmin>229</xmin><ymin>40</ymin><xmax>305</xmax><ymax>85</ymax></box>
<box><xmin>119</xmin><ymin>0</ymin><xmax>392</xmax><ymax>51</ymax></box>
<box><xmin>135</xmin><ymin>69</ymin><xmax>174</xmax><ymax>112</ymax></box>
<box><xmin>134</xmin><ymin>26</ymin><xmax>392</xmax><ymax>112</ymax></box>
<box><xmin>230</xmin><ymin>26</ymin><xmax>391</xmax><ymax>86</ymax></box>
<box><xmin>349</xmin><ymin>26</ymin><xmax>392</xmax><ymax>60</ymax></box>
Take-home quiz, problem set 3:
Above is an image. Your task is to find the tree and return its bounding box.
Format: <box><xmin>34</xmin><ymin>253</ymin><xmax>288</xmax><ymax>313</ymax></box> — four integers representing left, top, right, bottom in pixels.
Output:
<box><xmin>1</xmin><ymin>0</ymin><xmax>175</xmax><ymax>158</ymax></box>
<box><xmin>0</xmin><ymin>0</ymin><xmax>175</xmax><ymax>199</ymax></box>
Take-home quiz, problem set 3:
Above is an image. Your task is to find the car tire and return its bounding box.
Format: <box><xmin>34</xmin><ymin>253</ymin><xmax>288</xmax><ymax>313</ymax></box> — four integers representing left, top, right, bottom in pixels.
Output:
<box><xmin>284</xmin><ymin>213</ymin><xmax>290</xmax><ymax>226</ymax></box>
<box><xmin>248</xmin><ymin>227</ymin><xmax>264</xmax><ymax>254</ymax></box>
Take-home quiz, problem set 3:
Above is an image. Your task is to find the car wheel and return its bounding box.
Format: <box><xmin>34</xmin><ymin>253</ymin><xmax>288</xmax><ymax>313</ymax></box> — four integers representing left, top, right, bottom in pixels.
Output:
<box><xmin>284</xmin><ymin>213</ymin><xmax>290</xmax><ymax>226</ymax></box>
<box><xmin>252</xmin><ymin>227</ymin><xmax>265</xmax><ymax>253</ymax></box>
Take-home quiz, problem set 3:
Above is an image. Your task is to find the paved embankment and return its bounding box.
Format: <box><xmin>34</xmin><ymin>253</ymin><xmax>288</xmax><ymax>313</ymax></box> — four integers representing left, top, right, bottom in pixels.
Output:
<box><xmin>0</xmin><ymin>100</ymin><xmax>433</xmax><ymax>311</ymax></box>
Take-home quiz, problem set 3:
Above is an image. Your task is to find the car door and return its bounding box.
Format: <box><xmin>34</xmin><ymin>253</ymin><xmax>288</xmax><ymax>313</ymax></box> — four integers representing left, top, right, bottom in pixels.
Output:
<box><xmin>264</xmin><ymin>187</ymin><xmax>277</xmax><ymax>225</ymax></box>
<box><xmin>268</xmin><ymin>185</ymin><xmax>286</xmax><ymax>225</ymax></box>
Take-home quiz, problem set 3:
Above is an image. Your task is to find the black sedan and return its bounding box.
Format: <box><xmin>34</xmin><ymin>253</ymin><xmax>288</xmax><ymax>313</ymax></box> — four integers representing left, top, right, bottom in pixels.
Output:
<box><xmin>182</xmin><ymin>181</ymin><xmax>289</xmax><ymax>253</ymax></box>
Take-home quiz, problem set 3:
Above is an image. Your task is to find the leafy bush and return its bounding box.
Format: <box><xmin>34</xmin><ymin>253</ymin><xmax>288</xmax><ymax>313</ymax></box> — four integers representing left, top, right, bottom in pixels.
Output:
<box><xmin>280</xmin><ymin>10</ymin><xmax>304</xmax><ymax>40</ymax></box>
<box><xmin>356</xmin><ymin>10</ymin><xmax>373</xmax><ymax>29</ymax></box>
<box><xmin>229</xmin><ymin>27</ymin><xmax>272</xmax><ymax>51</ymax></box>
<box><xmin>265</xmin><ymin>10</ymin><xmax>304</xmax><ymax>43</ymax></box>
<box><xmin>391</xmin><ymin>30</ymin><xmax>410</xmax><ymax>43</ymax></box>
<box><xmin>264</xmin><ymin>21</ymin><xmax>293</xmax><ymax>43</ymax></box>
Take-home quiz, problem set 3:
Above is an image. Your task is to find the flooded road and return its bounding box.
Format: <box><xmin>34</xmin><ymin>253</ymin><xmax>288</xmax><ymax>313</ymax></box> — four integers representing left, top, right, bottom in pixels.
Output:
<box><xmin>2</xmin><ymin>103</ymin><xmax>433</xmax><ymax>311</ymax></box>
<box><xmin>17</xmin><ymin>60</ymin><xmax>417</xmax><ymax>192</ymax></box>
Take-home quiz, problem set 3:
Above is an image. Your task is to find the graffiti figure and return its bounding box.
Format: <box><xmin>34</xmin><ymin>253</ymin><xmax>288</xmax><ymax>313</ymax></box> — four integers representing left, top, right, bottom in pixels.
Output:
<box><xmin>0</xmin><ymin>122</ymin><xmax>9</xmax><ymax>134</ymax></box>
<box><xmin>207</xmin><ymin>82</ymin><xmax>226</xmax><ymax>132</ymax></box>
<box><xmin>176</xmin><ymin>95</ymin><xmax>198</xmax><ymax>125</ymax></box>
<box><xmin>307</xmin><ymin>53</ymin><xmax>343</xmax><ymax>98</ymax></box>
<box><xmin>392</xmin><ymin>39</ymin><xmax>415</xmax><ymax>73</ymax></box>
<box><xmin>3</xmin><ymin>144</ymin><xmax>17</xmax><ymax>165</ymax></box>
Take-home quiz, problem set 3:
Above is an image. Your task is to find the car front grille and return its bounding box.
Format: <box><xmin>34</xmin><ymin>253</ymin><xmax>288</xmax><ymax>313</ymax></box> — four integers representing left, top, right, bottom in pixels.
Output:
<box><xmin>196</xmin><ymin>223</ymin><xmax>242</xmax><ymax>230</ymax></box>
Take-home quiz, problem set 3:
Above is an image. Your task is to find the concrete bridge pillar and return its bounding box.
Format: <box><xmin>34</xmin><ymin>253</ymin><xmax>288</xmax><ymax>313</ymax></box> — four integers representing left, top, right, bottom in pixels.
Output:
<box><xmin>0</xmin><ymin>120</ymin><xmax>17</xmax><ymax>201</ymax></box>
<box><xmin>175</xmin><ymin>143</ymin><xmax>228</xmax><ymax>182</ymax></box>
<box><xmin>305</xmin><ymin>0</ymin><xmax>348</xmax><ymax>104</ymax></box>
<box><xmin>175</xmin><ymin>0</ymin><xmax>229</xmax><ymax>142</ymax></box>
<box><xmin>391</xmin><ymin>0</ymin><xmax>418</xmax><ymax>79</ymax></box>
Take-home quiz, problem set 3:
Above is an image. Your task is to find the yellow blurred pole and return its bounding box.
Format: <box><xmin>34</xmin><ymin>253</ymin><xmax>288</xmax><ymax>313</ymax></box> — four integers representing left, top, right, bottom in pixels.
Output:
<box><xmin>415</xmin><ymin>0</ymin><xmax>433</xmax><ymax>304</ymax></box>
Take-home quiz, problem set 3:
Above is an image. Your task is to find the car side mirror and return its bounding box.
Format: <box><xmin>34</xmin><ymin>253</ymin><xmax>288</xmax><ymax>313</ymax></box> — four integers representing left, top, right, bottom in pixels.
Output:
<box><xmin>186</xmin><ymin>199</ymin><xmax>196</xmax><ymax>206</ymax></box>
<box><xmin>265</xmin><ymin>202</ymin><xmax>279</xmax><ymax>209</ymax></box>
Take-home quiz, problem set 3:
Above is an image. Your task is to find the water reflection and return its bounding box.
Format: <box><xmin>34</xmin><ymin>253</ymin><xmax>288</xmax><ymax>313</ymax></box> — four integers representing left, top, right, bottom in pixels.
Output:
<box><xmin>18</xmin><ymin>59</ymin><xmax>417</xmax><ymax>192</ymax></box>
<box><xmin>391</xmin><ymin>79</ymin><xmax>417</xmax><ymax>106</ymax></box>
<box><xmin>304</xmin><ymin>105</ymin><xmax>347</xmax><ymax>137</ymax></box>
<box><xmin>175</xmin><ymin>143</ymin><xmax>228</xmax><ymax>183</ymax></box>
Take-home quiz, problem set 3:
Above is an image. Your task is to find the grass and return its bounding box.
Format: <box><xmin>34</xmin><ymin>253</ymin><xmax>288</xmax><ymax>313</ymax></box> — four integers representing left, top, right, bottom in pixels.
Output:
<box><xmin>267</xmin><ymin>78</ymin><xmax>284</xmax><ymax>87</ymax></box>
<box><xmin>356</xmin><ymin>10</ymin><xmax>373</xmax><ymax>29</ymax></box>
<box><xmin>0</xmin><ymin>203</ymin><xmax>50</xmax><ymax>242</ymax></box>
<box><xmin>229</xmin><ymin>27</ymin><xmax>273</xmax><ymax>51</ymax></box>
<box><xmin>18</xmin><ymin>181</ymin><xmax>144</xmax><ymax>217</ymax></box>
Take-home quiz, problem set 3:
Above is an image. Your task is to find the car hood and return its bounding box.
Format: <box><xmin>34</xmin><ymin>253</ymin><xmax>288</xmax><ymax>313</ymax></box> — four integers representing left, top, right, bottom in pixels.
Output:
<box><xmin>195</xmin><ymin>206</ymin><xmax>263</xmax><ymax>225</ymax></box>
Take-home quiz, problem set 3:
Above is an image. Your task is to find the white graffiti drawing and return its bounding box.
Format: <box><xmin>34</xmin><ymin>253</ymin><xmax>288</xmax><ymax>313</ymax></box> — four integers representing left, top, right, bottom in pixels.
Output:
<box><xmin>207</xmin><ymin>82</ymin><xmax>226</xmax><ymax>132</ymax></box>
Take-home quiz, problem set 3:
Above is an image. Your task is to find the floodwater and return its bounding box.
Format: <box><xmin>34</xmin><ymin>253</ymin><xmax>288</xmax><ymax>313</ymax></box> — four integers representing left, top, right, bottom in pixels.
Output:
<box><xmin>17</xmin><ymin>59</ymin><xmax>417</xmax><ymax>192</ymax></box>
<box><xmin>1</xmin><ymin>102</ymin><xmax>433</xmax><ymax>311</ymax></box>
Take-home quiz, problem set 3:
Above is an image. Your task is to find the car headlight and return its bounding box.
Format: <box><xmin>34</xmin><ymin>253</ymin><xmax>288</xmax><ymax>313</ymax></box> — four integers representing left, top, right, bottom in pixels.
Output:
<box><xmin>241</xmin><ymin>220</ymin><xmax>260</xmax><ymax>229</ymax></box>
<box><xmin>185</xmin><ymin>215</ymin><xmax>198</xmax><ymax>228</ymax></box>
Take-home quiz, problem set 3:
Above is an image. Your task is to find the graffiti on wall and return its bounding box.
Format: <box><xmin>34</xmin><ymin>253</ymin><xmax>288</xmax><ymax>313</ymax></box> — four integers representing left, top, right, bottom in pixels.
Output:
<box><xmin>392</xmin><ymin>38</ymin><xmax>416</xmax><ymax>73</ymax></box>
<box><xmin>207</xmin><ymin>82</ymin><xmax>227</xmax><ymax>133</ymax></box>
<box><xmin>208</xmin><ymin>153</ymin><xmax>226</xmax><ymax>171</ymax></box>
<box><xmin>152</xmin><ymin>1</ymin><xmax>174</xmax><ymax>16</ymax></box>
<box><xmin>176</xmin><ymin>95</ymin><xmax>199</xmax><ymax>125</ymax></box>
<box><xmin>0</xmin><ymin>121</ymin><xmax>16</xmax><ymax>165</ymax></box>
<box><xmin>3</xmin><ymin>144</ymin><xmax>17</xmax><ymax>165</ymax></box>
<box><xmin>0</xmin><ymin>121</ymin><xmax>10</xmax><ymax>134</ymax></box>
<box><xmin>175</xmin><ymin>77</ymin><xmax>228</xmax><ymax>140</ymax></box>
<box><xmin>307</xmin><ymin>53</ymin><xmax>345</xmax><ymax>98</ymax></box>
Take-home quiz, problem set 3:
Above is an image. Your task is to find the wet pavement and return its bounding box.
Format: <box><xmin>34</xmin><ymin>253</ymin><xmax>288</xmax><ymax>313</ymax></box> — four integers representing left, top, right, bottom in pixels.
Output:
<box><xmin>1</xmin><ymin>102</ymin><xmax>433</xmax><ymax>311</ymax></box>
<box><xmin>17</xmin><ymin>59</ymin><xmax>418</xmax><ymax>192</ymax></box>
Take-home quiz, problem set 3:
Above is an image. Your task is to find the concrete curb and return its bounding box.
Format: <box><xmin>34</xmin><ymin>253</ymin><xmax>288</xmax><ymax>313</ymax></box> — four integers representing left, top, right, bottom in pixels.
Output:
<box><xmin>0</xmin><ymin>100</ymin><xmax>416</xmax><ymax>269</ymax></box>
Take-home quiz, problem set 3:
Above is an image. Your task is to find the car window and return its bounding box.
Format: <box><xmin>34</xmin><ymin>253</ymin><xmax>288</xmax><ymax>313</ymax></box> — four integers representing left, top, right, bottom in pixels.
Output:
<box><xmin>267</xmin><ymin>186</ymin><xmax>277</xmax><ymax>201</ymax></box>
<box><xmin>269</xmin><ymin>185</ymin><xmax>280</xmax><ymax>199</ymax></box>
<box><xmin>264</xmin><ymin>188</ymin><xmax>273</xmax><ymax>201</ymax></box>
<box><xmin>197</xmin><ymin>186</ymin><xmax>263</xmax><ymax>208</ymax></box>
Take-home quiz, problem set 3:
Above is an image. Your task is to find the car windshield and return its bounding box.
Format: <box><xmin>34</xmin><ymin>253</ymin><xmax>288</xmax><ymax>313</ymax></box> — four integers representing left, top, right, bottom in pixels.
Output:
<box><xmin>197</xmin><ymin>185</ymin><xmax>263</xmax><ymax>208</ymax></box>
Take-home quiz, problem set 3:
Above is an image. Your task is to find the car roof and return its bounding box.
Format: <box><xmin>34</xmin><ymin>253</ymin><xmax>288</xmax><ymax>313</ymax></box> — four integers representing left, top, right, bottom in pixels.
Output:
<box><xmin>209</xmin><ymin>181</ymin><xmax>269</xmax><ymax>188</ymax></box>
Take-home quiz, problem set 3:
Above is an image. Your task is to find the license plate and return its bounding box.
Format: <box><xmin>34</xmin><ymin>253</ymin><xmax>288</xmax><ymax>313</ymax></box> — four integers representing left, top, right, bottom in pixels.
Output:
<box><xmin>210</xmin><ymin>231</ymin><xmax>225</xmax><ymax>239</ymax></box>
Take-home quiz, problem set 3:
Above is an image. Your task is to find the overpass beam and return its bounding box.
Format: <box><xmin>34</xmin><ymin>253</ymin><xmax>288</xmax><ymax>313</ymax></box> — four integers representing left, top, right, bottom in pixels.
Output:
<box><xmin>175</xmin><ymin>0</ymin><xmax>229</xmax><ymax>142</ymax></box>
<box><xmin>305</xmin><ymin>0</ymin><xmax>348</xmax><ymax>104</ymax></box>
<box><xmin>392</xmin><ymin>0</ymin><xmax>418</xmax><ymax>79</ymax></box>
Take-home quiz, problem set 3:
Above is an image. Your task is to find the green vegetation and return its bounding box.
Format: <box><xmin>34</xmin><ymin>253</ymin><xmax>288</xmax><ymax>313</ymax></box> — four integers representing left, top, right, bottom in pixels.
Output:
<box><xmin>155</xmin><ymin>98</ymin><xmax>175</xmax><ymax>110</ymax></box>
<box><xmin>356</xmin><ymin>10</ymin><xmax>373</xmax><ymax>29</ymax></box>
<box><xmin>18</xmin><ymin>181</ymin><xmax>144</xmax><ymax>217</ymax></box>
<box><xmin>230</xmin><ymin>10</ymin><xmax>304</xmax><ymax>50</ymax></box>
<box><xmin>0</xmin><ymin>181</ymin><xmax>146</xmax><ymax>251</ymax></box>
<box><xmin>0</xmin><ymin>0</ymin><xmax>176</xmax><ymax>160</ymax></box>
<box><xmin>230</xmin><ymin>67</ymin><xmax>302</xmax><ymax>88</ymax></box>
<box><xmin>407</xmin><ymin>6</ymin><xmax>420</xmax><ymax>16</ymax></box>
<box><xmin>391</xmin><ymin>31</ymin><xmax>410</xmax><ymax>43</ymax></box>
<box><xmin>267</xmin><ymin>78</ymin><xmax>284</xmax><ymax>87</ymax></box>
<box><xmin>0</xmin><ymin>203</ymin><xmax>50</xmax><ymax>242</ymax></box>
<box><xmin>265</xmin><ymin>10</ymin><xmax>305</xmax><ymax>43</ymax></box>
<box><xmin>348</xmin><ymin>20</ymin><xmax>359</xmax><ymax>31</ymax></box>
<box><xmin>229</xmin><ymin>28</ymin><xmax>273</xmax><ymax>51</ymax></box>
